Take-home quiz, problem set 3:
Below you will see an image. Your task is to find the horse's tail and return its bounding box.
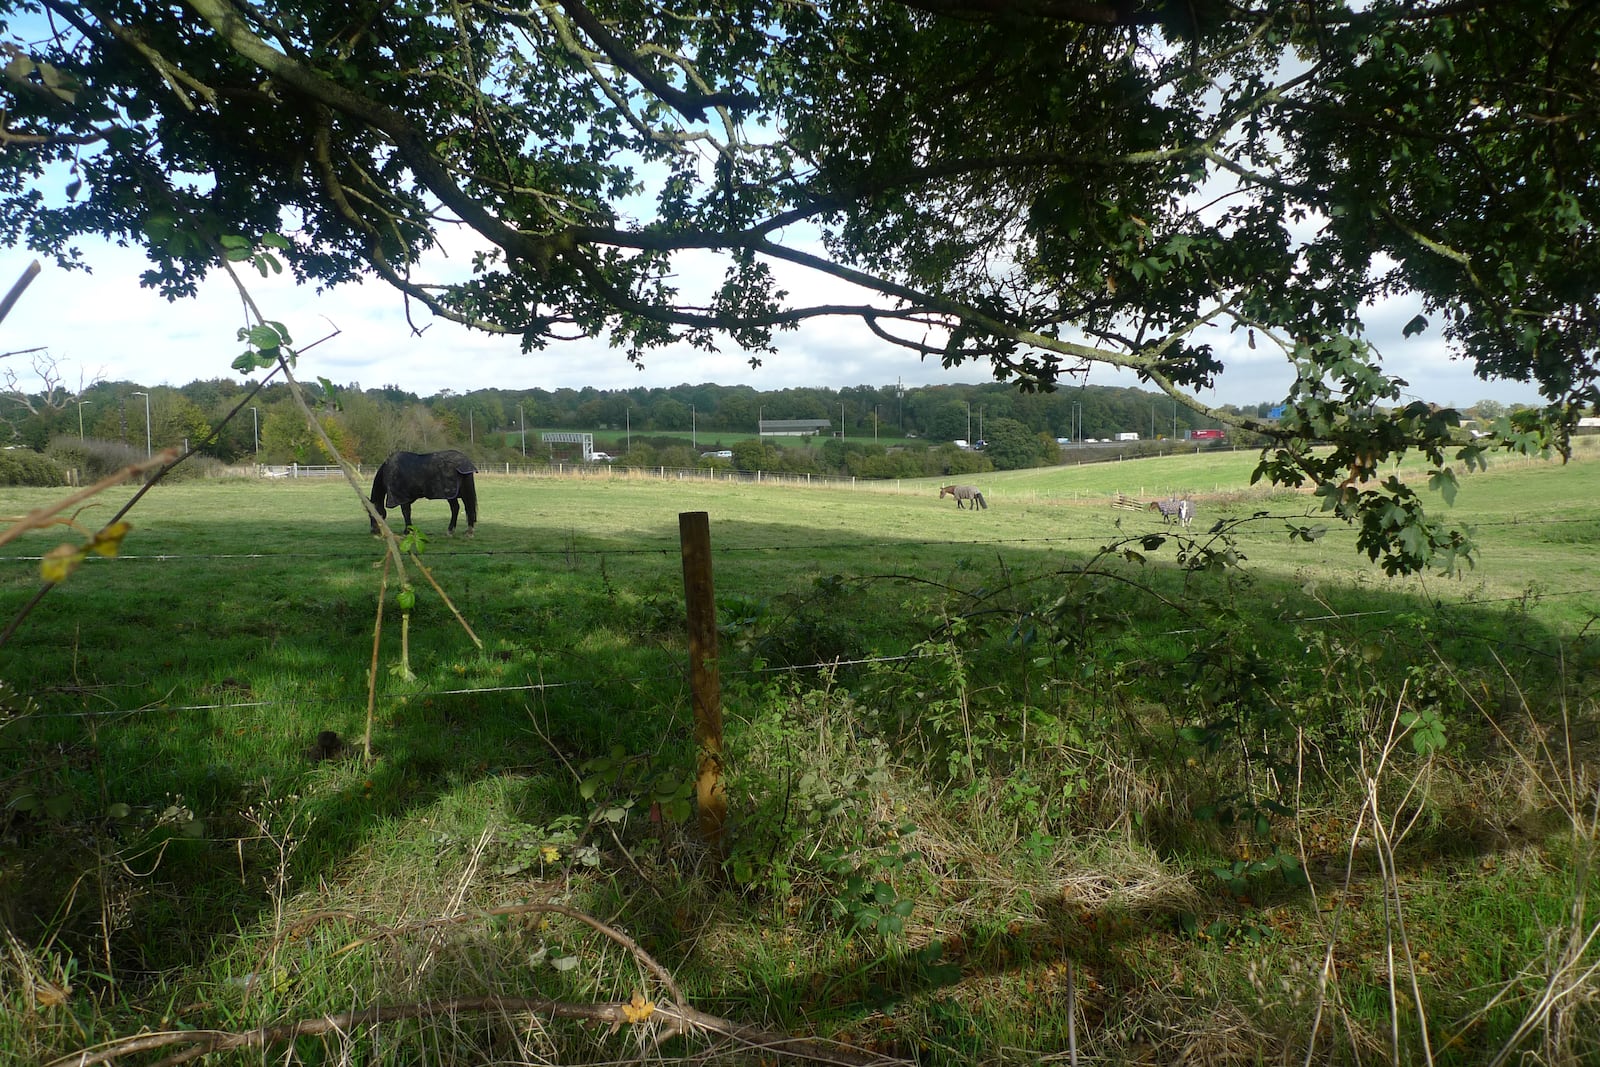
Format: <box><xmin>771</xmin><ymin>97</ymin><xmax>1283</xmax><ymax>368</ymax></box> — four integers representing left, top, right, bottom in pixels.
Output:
<box><xmin>975</xmin><ymin>492</ymin><xmax>987</xmax><ymax>509</ymax></box>
<box><xmin>368</xmin><ymin>464</ymin><xmax>387</xmax><ymax>532</ymax></box>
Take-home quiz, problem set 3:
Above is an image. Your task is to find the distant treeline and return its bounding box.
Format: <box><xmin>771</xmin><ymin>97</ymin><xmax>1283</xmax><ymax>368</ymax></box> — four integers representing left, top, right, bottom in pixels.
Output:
<box><xmin>6</xmin><ymin>377</ymin><xmax>1276</xmax><ymax>469</ymax></box>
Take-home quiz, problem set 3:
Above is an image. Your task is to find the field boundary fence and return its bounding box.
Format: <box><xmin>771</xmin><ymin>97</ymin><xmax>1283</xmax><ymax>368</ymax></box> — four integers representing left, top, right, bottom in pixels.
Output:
<box><xmin>247</xmin><ymin>460</ymin><xmax>1245</xmax><ymax>505</ymax></box>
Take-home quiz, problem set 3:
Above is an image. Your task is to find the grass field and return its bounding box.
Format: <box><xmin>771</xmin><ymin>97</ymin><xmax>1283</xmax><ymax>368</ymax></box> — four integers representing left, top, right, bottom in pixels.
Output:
<box><xmin>2</xmin><ymin>442</ymin><xmax>1599</xmax><ymax>1065</ymax></box>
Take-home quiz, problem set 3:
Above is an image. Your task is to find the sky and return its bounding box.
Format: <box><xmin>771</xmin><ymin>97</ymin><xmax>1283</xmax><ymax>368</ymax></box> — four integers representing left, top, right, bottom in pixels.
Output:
<box><xmin>0</xmin><ymin>237</ymin><xmax>1548</xmax><ymax>412</ymax></box>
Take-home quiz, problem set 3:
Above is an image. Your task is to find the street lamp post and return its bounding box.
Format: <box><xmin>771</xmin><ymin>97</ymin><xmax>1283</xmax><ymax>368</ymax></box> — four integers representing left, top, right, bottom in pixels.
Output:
<box><xmin>77</xmin><ymin>400</ymin><xmax>87</xmax><ymax>440</ymax></box>
<box><xmin>519</xmin><ymin>403</ymin><xmax>526</xmax><ymax>457</ymax></box>
<box><xmin>691</xmin><ymin>405</ymin><xmax>696</xmax><ymax>450</ymax></box>
<box><xmin>131</xmin><ymin>391</ymin><xmax>151</xmax><ymax>457</ymax></box>
<box><xmin>251</xmin><ymin>406</ymin><xmax>259</xmax><ymax>456</ymax></box>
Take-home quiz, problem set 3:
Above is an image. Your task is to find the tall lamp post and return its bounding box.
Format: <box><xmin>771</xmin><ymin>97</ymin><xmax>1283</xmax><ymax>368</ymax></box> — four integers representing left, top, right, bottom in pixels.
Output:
<box><xmin>77</xmin><ymin>400</ymin><xmax>87</xmax><ymax>440</ymax></box>
<box><xmin>518</xmin><ymin>402</ymin><xmax>526</xmax><ymax>457</ymax></box>
<box><xmin>251</xmin><ymin>406</ymin><xmax>259</xmax><ymax>457</ymax></box>
<box><xmin>131</xmin><ymin>391</ymin><xmax>151</xmax><ymax>457</ymax></box>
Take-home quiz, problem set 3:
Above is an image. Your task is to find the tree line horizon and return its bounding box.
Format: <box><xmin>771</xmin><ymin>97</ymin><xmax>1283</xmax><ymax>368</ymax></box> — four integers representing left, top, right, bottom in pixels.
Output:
<box><xmin>5</xmin><ymin>373</ymin><xmax>1535</xmax><ymax>471</ymax></box>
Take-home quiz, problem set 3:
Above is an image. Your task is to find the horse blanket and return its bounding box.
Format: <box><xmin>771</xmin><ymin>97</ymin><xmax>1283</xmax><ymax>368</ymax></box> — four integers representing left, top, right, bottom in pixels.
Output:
<box><xmin>940</xmin><ymin>485</ymin><xmax>988</xmax><ymax>510</ymax></box>
<box><xmin>369</xmin><ymin>449</ymin><xmax>478</xmax><ymax>536</ymax></box>
<box><xmin>1150</xmin><ymin>498</ymin><xmax>1194</xmax><ymax>527</ymax></box>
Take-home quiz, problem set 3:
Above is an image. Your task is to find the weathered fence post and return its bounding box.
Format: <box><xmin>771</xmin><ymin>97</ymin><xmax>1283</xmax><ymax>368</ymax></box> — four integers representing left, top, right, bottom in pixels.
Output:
<box><xmin>679</xmin><ymin>511</ymin><xmax>727</xmax><ymax>860</ymax></box>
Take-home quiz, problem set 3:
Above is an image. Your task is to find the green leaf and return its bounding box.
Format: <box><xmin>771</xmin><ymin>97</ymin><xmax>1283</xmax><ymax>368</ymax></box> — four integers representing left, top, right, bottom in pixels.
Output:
<box><xmin>245</xmin><ymin>324</ymin><xmax>286</xmax><ymax>349</ymax></box>
<box><xmin>44</xmin><ymin>793</ymin><xmax>74</xmax><ymax>819</ymax></box>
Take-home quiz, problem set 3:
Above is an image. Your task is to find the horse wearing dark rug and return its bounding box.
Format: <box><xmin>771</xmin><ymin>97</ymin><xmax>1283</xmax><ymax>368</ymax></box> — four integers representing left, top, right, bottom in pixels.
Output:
<box><xmin>939</xmin><ymin>485</ymin><xmax>988</xmax><ymax>510</ymax></box>
<box><xmin>369</xmin><ymin>449</ymin><xmax>478</xmax><ymax>537</ymax></box>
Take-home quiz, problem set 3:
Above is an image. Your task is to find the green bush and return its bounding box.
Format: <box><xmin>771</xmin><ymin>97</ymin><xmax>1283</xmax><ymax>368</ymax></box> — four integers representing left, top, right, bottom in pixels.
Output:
<box><xmin>0</xmin><ymin>447</ymin><xmax>66</xmax><ymax>486</ymax></box>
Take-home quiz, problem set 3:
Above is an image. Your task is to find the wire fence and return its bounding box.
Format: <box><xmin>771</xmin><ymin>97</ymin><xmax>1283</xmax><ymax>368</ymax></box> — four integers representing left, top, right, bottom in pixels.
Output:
<box><xmin>25</xmin><ymin>575</ymin><xmax>1597</xmax><ymax>725</ymax></box>
<box><xmin>8</xmin><ymin>486</ymin><xmax>1598</xmax><ymax>724</ymax></box>
<box><xmin>249</xmin><ymin>459</ymin><xmax>1249</xmax><ymax>502</ymax></box>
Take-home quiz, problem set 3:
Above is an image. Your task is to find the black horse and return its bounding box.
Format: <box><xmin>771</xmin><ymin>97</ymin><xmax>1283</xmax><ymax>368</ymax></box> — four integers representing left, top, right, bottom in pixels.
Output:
<box><xmin>369</xmin><ymin>449</ymin><xmax>478</xmax><ymax>537</ymax></box>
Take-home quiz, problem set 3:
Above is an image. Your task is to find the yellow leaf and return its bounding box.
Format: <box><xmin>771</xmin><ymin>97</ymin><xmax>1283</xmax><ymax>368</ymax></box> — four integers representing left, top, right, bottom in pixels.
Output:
<box><xmin>40</xmin><ymin>544</ymin><xmax>85</xmax><ymax>584</ymax></box>
<box><xmin>622</xmin><ymin>992</ymin><xmax>654</xmax><ymax>1023</ymax></box>
<box><xmin>89</xmin><ymin>521</ymin><xmax>132</xmax><ymax>558</ymax></box>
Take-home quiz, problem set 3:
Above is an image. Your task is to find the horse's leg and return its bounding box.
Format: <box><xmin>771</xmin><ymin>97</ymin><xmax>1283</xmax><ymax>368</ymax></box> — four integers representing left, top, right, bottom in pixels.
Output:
<box><xmin>460</xmin><ymin>474</ymin><xmax>477</xmax><ymax>537</ymax></box>
<box><xmin>446</xmin><ymin>498</ymin><xmax>459</xmax><ymax>536</ymax></box>
<box><xmin>400</xmin><ymin>501</ymin><xmax>415</xmax><ymax>532</ymax></box>
<box><xmin>369</xmin><ymin>471</ymin><xmax>386</xmax><ymax>534</ymax></box>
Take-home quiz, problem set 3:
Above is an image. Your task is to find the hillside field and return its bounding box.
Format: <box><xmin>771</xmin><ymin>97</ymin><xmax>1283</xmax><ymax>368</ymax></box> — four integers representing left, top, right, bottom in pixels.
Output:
<box><xmin>2</xmin><ymin>442</ymin><xmax>1598</xmax><ymax>1065</ymax></box>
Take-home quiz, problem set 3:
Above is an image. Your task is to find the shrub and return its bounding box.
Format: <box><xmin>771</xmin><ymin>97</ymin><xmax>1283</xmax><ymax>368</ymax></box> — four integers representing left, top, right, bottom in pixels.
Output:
<box><xmin>0</xmin><ymin>447</ymin><xmax>67</xmax><ymax>487</ymax></box>
<box><xmin>46</xmin><ymin>437</ymin><xmax>145</xmax><ymax>483</ymax></box>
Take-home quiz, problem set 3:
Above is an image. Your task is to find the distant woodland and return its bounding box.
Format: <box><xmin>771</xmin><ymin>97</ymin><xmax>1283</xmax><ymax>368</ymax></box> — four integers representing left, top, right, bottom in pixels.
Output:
<box><xmin>2</xmin><ymin>374</ymin><xmax>1515</xmax><ymax>482</ymax></box>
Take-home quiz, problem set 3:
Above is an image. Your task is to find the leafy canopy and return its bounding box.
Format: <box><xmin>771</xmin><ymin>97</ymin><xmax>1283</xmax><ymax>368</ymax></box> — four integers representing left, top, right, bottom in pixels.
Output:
<box><xmin>3</xmin><ymin>0</ymin><xmax>1597</xmax><ymax>571</ymax></box>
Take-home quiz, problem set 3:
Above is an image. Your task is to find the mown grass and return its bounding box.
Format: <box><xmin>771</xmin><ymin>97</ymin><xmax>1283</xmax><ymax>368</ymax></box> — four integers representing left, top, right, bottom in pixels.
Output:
<box><xmin>2</xmin><ymin>444</ymin><xmax>1599</xmax><ymax>1065</ymax></box>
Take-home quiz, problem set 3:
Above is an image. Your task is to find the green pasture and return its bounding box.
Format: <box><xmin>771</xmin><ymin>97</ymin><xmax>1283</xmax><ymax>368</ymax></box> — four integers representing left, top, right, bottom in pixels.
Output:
<box><xmin>2</xmin><ymin>445</ymin><xmax>1599</xmax><ymax>1064</ymax></box>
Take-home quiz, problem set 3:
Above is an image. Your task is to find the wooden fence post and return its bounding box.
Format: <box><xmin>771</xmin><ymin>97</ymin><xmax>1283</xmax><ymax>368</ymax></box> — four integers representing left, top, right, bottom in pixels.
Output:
<box><xmin>679</xmin><ymin>511</ymin><xmax>727</xmax><ymax>860</ymax></box>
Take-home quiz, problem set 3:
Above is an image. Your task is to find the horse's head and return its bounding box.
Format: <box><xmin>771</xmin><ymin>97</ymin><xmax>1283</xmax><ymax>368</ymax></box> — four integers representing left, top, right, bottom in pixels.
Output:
<box><xmin>939</xmin><ymin>485</ymin><xmax>953</xmax><ymax>498</ymax></box>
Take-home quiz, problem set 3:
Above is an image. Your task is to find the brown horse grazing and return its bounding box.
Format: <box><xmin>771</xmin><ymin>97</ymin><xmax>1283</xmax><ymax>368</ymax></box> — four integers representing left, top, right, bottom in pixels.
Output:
<box><xmin>939</xmin><ymin>485</ymin><xmax>988</xmax><ymax>510</ymax></box>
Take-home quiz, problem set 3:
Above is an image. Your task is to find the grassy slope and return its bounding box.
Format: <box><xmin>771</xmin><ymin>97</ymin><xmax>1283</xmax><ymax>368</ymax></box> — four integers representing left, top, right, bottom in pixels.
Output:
<box><xmin>1</xmin><ymin>443</ymin><xmax>1598</xmax><ymax>1064</ymax></box>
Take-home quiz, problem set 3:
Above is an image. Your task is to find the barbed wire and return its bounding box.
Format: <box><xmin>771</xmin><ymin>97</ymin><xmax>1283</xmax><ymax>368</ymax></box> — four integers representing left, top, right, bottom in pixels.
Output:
<box><xmin>8</xmin><ymin>501</ymin><xmax>1596</xmax><ymax>725</ymax></box>
<box><xmin>19</xmin><ymin>651</ymin><xmax>939</xmax><ymax>722</ymax></box>
<box><xmin>19</xmin><ymin>587</ymin><xmax>1597</xmax><ymax>726</ymax></box>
